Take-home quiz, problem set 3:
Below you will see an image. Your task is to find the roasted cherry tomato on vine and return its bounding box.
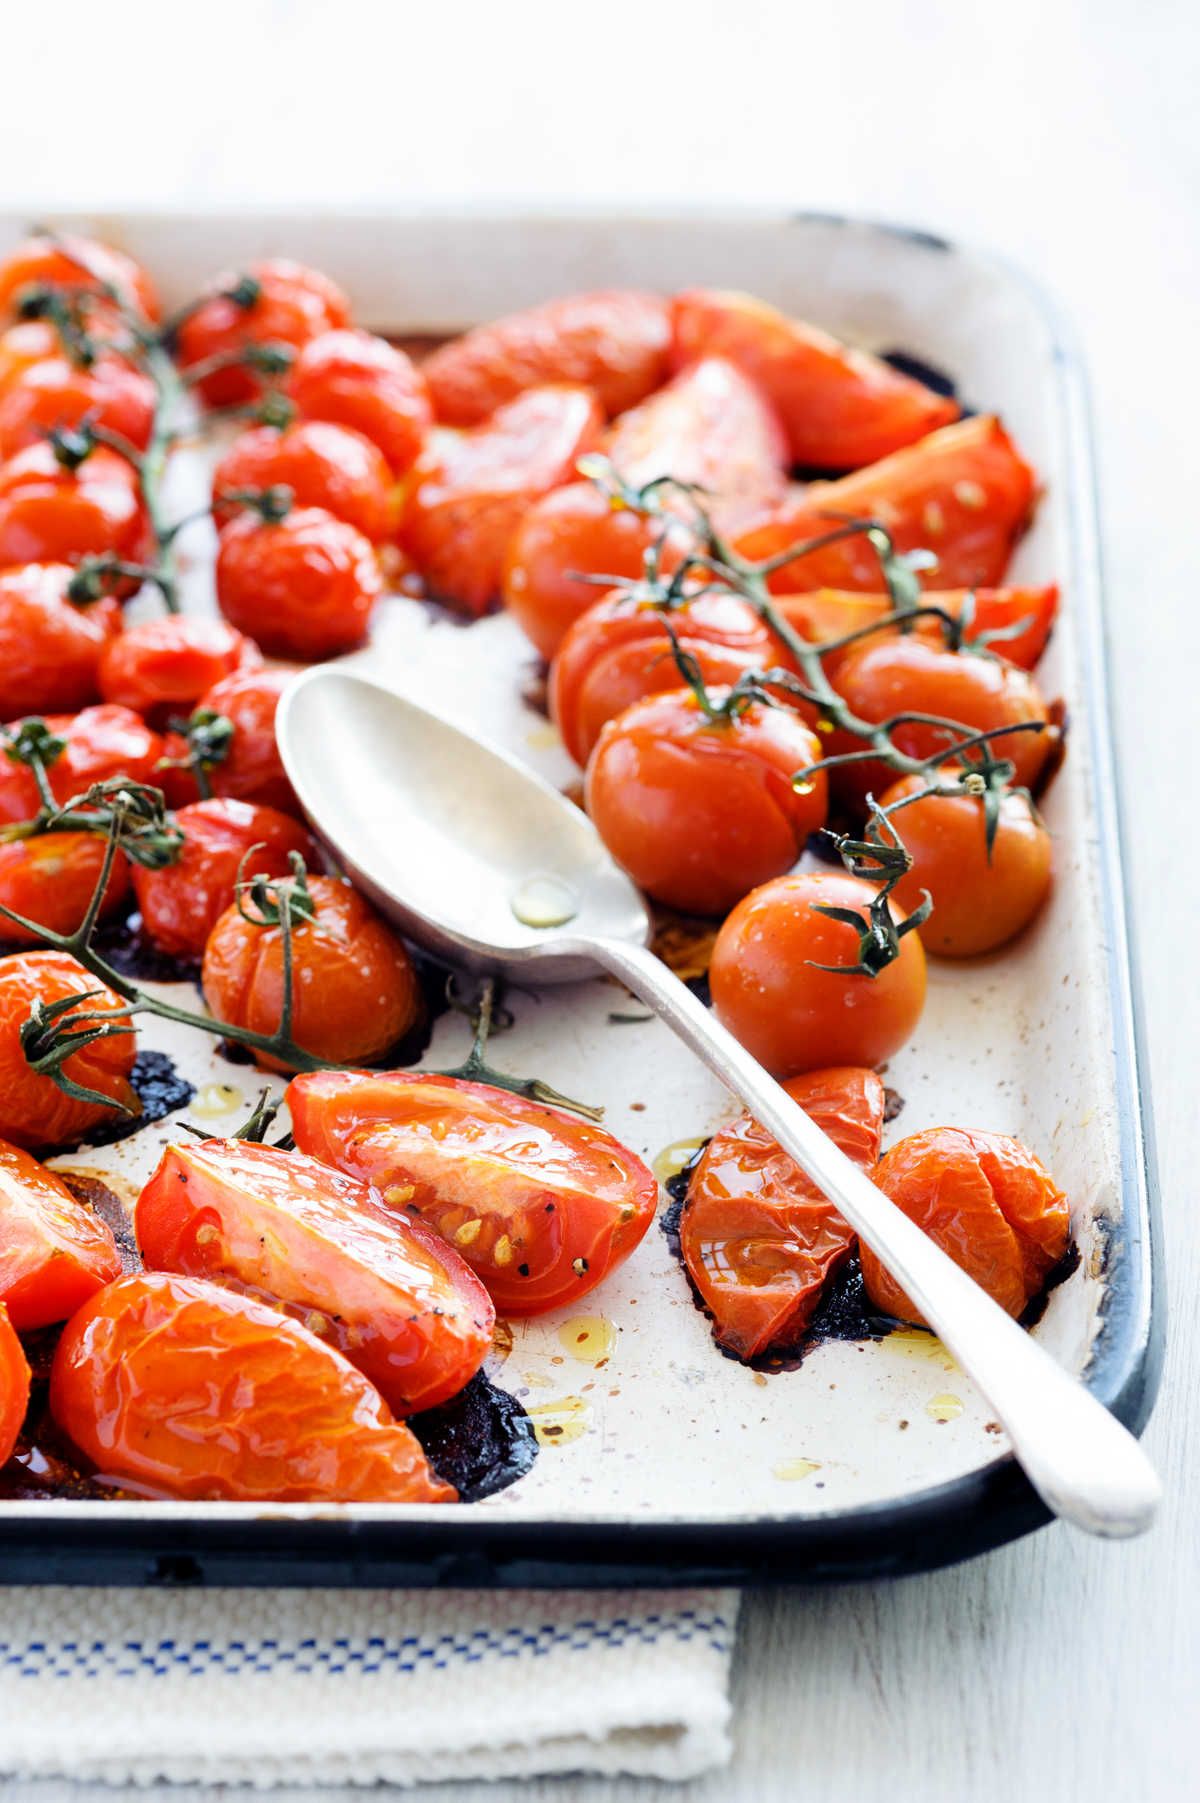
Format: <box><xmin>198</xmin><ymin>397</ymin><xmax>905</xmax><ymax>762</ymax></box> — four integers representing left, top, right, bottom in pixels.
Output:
<box><xmin>0</xmin><ymin>1136</ymin><xmax>122</xmax><ymax>1329</ymax></box>
<box><xmin>425</xmin><ymin>289</ymin><xmax>672</xmax><ymax>425</ymax></box>
<box><xmin>0</xmin><ymin>704</ymin><xmax>163</xmax><ymax>825</ymax></box>
<box><xmin>604</xmin><ymin>355</ymin><xmax>786</xmax><ymax>497</ymax></box>
<box><xmin>175</xmin><ymin>259</ymin><xmax>351</xmax><ymax>409</ymax></box>
<box><xmin>401</xmin><ymin>384</ymin><xmax>604</xmax><ymax>617</ymax></box>
<box><xmin>288</xmin><ymin>1069</ymin><xmax>659</xmax><ymax>1317</ymax></box>
<box><xmin>0</xmin><ymin>833</ymin><xmax>130</xmax><ymax>945</ymax></box>
<box><xmin>0</xmin><ymin>322</ymin><xmax>68</xmax><ymax>401</ymax></box>
<box><xmin>0</xmin><ymin>232</ymin><xmax>160</xmax><ymax>325</ymax></box>
<box><xmin>859</xmin><ymin>1127</ymin><xmax>1070</xmax><ymax>1324</ymax></box>
<box><xmin>503</xmin><ymin>480</ymin><xmax>668</xmax><ymax>661</ymax></box>
<box><xmin>131</xmin><ymin>797</ymin><xmax>316</xmax><ymax>960</ymax></box>
<box><xmin>286</xmin><ymin>329</ymin><xmax>431</xmax><ymax>476</ymax></box>
<box><xmin>202</xmin><ymin>874</ymin><xmax>422</xmax><ymax>1070</ymax></box>
<box><xmin>216</xmin><ymin>503</ymin><xmax>382</xmax><ymax>659</ymax></box>
<box><xmin>0</xmin><ymin>566</ymin><xmax>122</xmax><ymax>721</ymax></box>
<box><xmin>681</xmin><ymin>1067</ymin><xmax>885</xmax><ymax>1359</ymax></box>
<box><xmin>0</xmin><ymin>949</ymin><xmax>137</xmax><ymax>1150</ymax></box>
<box><xmin>585</xmin><ymin>689</ymin><xmax>827</xmax><ymax>916</ymax></box>
<box><xmin>49</xmin><ymin>1271</ymin><xmax>454</xmax><ymax>1503</ymax></box>
<box><xmin>0</xmin><ymin>439</ymin><xmax>151</xmax><ymax>573</ymax></box>
<box><xmin>157</xmin><ymin>667</ymin><xmax>296</xmax><ymax>813</ymax></box>
<box><xmin>137</xmin><ymin>1138</ymin><xmax>493</xmax><ymax>1415</ymax></box>
<box><xmin>212</xmin><ymin>420</ymin><xmax>395</xmax><ymax>542</ymax></box>
<box><xmin>0</xmin><ymin>351</ymin><xmax>156</xmax><ymax>462</ymax></box>
<box><xmin>710</xmin><ymin>870</ymin><xmax>927</xmax><ymax>1075</ymax></box>
<box><xmin>98</xmin><ymin>615</ymin><xmax>261</xmax><ymax>724</ymax></box>
<box><xmin>0</xmin><ymin>1301</ymin><xmax>30</xmax><ymax>1467</ymax></box>
<box><xmin>774</xmin><ymin>584</ymin><xmax>1060</xmax><ymax>676</ymax></box>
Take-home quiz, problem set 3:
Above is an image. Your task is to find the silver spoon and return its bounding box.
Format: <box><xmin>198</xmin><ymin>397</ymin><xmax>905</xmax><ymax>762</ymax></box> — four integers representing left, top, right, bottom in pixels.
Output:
<box><xmin>277</xmin><ymin>666</ymin><xmax>1160</xmax><ymax>1539</ymax></box>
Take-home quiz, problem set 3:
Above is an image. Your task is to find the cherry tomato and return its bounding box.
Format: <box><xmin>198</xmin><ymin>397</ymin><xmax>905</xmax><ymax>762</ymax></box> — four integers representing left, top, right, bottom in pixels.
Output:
<box><xmin>0</xmin><ymin>322</ymin><xmax>63</xmax><ymax>400</ymax></box>
<box><xmin>0</xmin><ymin>351</ymin><xmax>155</xmax><ymax>462</ymax></box>
<box><xmin>681</xmin><ymin>1067</ymin><xmax>885</xmax><ymax>1358</ymax></box>
<box><xmin>401</xmin><ymin>384</ymin><xmax>604</xmax><ymax>617</ymax></box>
<box><xmin>202</xmin><ymin>875</ymin><xmax>422</xmax><ymax>1070</ymax></box>
<box><xmin>212</xmin><ymin>419</ymin><xmax>395</xmax><ymax>542</ymax></box>
<box><xmin>874</xmin><ymin>770</ymin><xmax>1052</xmax><ymax>957</ymax></box>
<box><xmin>49</xmin><ymin>1271</ymin><xmax>454</xmax><ymax>1503</ymax></box>
<box><xmin>216</xmin><ymin>504</ymin><xmax>382</xmax><ymax>659</ymax></box>
<box><xmin>0</xmin><ymin>233</ymin><xmax>160</xmax><ymax>325</ymax></box>
<box><xmin>586</xmin><ymin>689</ymin><xmax>827</xmax><ymax>915</ymax></box>
<box><xmin>0</xmin><ymin>439</ymin><xmax>151</xmax><ymax>573</ymax></box>
<box><xmin>0</xmin><ymin>566</ymin><xmax>122</xmax><ymax>722</ymax></box>
<box><xmin>132</xmin><ymin>798</ymin><xmax>317</xmax><ymax>959</ymax></box>
<box><xmin>860</xmin><ymin>1127</ymin><xmax>1070</xmax><ymax>1323</ymax></box>
<box><xmin>0</xmin><ymin>1301</ymin><xmax>31</xmax><ymax>1467</ymax></box>
<box><xmin>503</xmin><ymin>480</ymin><xmax>667</xmax><ymax>661</ymax></box>
<box><xmin>0</xmin><ymin>833</ymin><xmax>130</xmax><ymax>945</ymax></box>
<box><xmin>735</xmin><ymin>416</ymin><xmax>1037</xmax><ymax>592</ymax></box>
<box><xmin>98</xmin><ymin>615</ymin><xmax>261</xmax><ymax>723</ymax></box>
<box><xmin>137</xmin><ymin>1138</ymin><xmax>493</xmax><ymax>1414</ymax></box>
<box><xmin>425</xmin><ymin>290</ymin><xmax>672</xmax><ymax>424</ymax></box>
<box><xmin>286</xmin><ymin>329</ymin><xmax>431</xmax><ymax>475</ymax></box>
<box><xmin>0</xmin><ymin>1136</ymin><xmax>121</xmax><ymax>1328</ymax></box>
<box><xmin>774</xmin><ymin>584</ymin><xmax>1059</xmax><ymax>676</ymax></box>
<box><xmin>175</xmin><ymin>259</ymin><xmax>350</xmax><ymax>408</ymax></box>
<box><xmin>604</xmin><ymin>355</ymin><xmax>786</xmax><ymax>496</ymax></box>
<box><xmin>288</xmin><ymin>1069</ymin><xmax>659</xmax><ymax>1317</ymax></box>
<box><xmin>710</xmin><ymin>871</ymin><xmax>927</xmax><ymax>1075</ymax></box>
<box><xmin>157</xmin><ymin>667</ymin><xmax>296</xmax><ymax>812</ymax></box>
<box><xmin>0</xmin><ymin>949</ymin><xmax>137</xmax><ymax>1149</ymax></box>
<box><xmin>0</xmin><ymin>703</ymin><xmax>163</xmax><ymax>825</ymax></box>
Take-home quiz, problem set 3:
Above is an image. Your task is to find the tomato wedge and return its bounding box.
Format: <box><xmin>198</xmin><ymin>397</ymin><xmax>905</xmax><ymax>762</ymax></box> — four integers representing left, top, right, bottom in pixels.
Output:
<box><xmin>135</xmin><ymin>1138</ymin><xmax>494</xmax><ymax>1414</ymax></box>
<box><xmin>773</xmin><ymin>584</ymin><xmax>1059</xmax><ymax>674</ymax></box>
<box><xmin>604</xmin><ymin>355</ymin><xmax>786</xmax><ymax>498</ymax></box>
<box><xmin>1</xmin><ymin>1300</ymin><xmax>31</xmax><ymax>1466</ymax></box>
<box><xmin>288</xmin><ymin>1070</ymin><xmax>659</xmax><ymax>1316</ymax></box>
<box><xmin>0</xmin><ymin>1137</ymin><xmax>122</xmax><ymax>1328</ymax></box>
<box><xmin>680</xmin><ymin>1067</ymin><xmax>885</xmax><ymax>1360</ymax></box>
<box><xmin>50</xmin><ymin>1271</ymin><xmax>454</xmax><ymax>1503</ymax></box>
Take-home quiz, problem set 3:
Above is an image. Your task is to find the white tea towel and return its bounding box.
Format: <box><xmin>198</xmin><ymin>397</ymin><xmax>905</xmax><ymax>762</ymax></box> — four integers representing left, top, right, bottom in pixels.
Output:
<box><xmin>0</xmin><ymin>1585</ymin><xmax>739</xmax><ymax>1787</ymax></box>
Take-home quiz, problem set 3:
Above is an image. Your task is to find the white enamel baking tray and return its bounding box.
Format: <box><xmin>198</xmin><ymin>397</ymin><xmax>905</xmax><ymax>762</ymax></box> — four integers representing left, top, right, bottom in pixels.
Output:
<box><xmin>0</xmin><ymin>210</ymin><xmax>1161</xmax><ymax>1587</ymax></box>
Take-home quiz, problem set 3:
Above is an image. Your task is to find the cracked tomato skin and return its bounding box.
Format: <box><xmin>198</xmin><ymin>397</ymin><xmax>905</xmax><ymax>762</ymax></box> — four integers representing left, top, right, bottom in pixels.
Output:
<box><xmin>774</xmin><ymin>584</ymin><xmax>1059</xmax><ymax>677</ymax></box>
<box><xmin>681</xmin><ymin>1067</ymin><xmax>885</xmax><ymax>1359</ymax></box>
<box><xmin>585</xmin><ymin>688</ymin><xmax>827</xmax><ymax>916</ymax></box>
<box><xmin>0</xmin><ymin>703</ymin><xmax>163</xmax><ymax>825</ymax></box>
<box><xmin>286</xmin><ymin>329</ymin><xmax>431</xmax><ymax>476</ymax></box>
<box><xmin>0</xmin><ymin>949</ymin><xmax>138</xmax><ymax>1151</ymax></box>
<box><xmin>0</xmin><ymin>352</ymin><xmax>156</xmax><ymax>462</ymax></box>
<box><xmin>49</xmin><ymin>1271</ymin><xmax>455</xmax><ymax>1503</ymax></box>
<box><xmin>212</xmin><ymin>420</ymin><xmax>395</xmax><ymax>542</ymax></box>
<box><xmin>0</xmin><ymin>833</ymin><xmax>130</xmax><ymax>946</ymax></box>
<box><xmin>157</xmin><ymin>668</ymin><xmax>297</xmax><ymax>813</ymax></box>
<box><xmin>175</xmin><ymin>259</ymin><xmax>351</xmax><ymax>409</ymax></box>
<box><xmin>0</xmin><ymin>1301</ymin><xmax>31</xmax><ymax>1467</ymax></box>
<box><xmin>425</xmin><ymin>289</ymin><xmax>673</xmax><ymax>425</ymax></box>
<box><xmin>216</xmin><ymin>505</ymin><xmax>382</xmax><ymax>660</ymax></box>
<box><xmin>136</xmin><ymin>1138</ymin><xmax>493</xmax><ymax>1415</ymax></box>
<box><xmin>288</xmin><ymin>1069</ymin><xmax>659</xmax><ymax>1318</ymax></box>
<box><xmin>98</xmin><ymin>615</ymin><xmax>261</xmax><ymax>725</ymax></box>
<box><xmin>0</xmin><ymin>566</ymin><xmax>123</xmax><ymax>722</ymax></box>
<box><xmin>0</xmin><ymin>441</ymin><xmax>151</xmax><ymax>572</ymax></box>
<box><xmin>0</xmin><ymin>233</ymin><xmax>160</xmax><ymax>325</ymax></box>
<box><xmin>860</xmin><ymin>1127</ymin><xmax>1070</xmax><ymax>1324</ymax></box>
<box><xmin>0</xmin><ymin>1136</ymin><xmax>121</xmax><ymax>1329</ymax></box>
<box><xmin>201</xmin><ymin>876</ymin><xmax>422</xmax><ymax>1072</ymax></box>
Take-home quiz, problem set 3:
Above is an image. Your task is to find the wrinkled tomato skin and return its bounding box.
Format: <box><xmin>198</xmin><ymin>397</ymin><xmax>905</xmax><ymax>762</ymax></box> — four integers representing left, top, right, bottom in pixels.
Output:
<box><xmin>98</xmin><ymin>616</ymin><xmax>261</xmax><ymax>724</ymax></box>
<box><xmin>503</xmin><ymin>481</ymin><xmax>666</xmax><ymax>660</ymax></box>
<box><xmin>585</xmin><ymin>689</ymin><xmax>827</xmax><ymax>916</ymax></box>
<box><xmin>0</xmin><ymin>441</ymin><xmax>151</xmax><ymax>572</ymax></box>
<box><xmin>216</xmin><ymin>506</ymin><xmax>382</xmax><ymax>660</ymax></box>
<box><xmin>202</xmin><ymin>876</ymin><xmax>422</xmax><ymax>1071</ymax></box>
<box><xmin>212</xmin><ymin>421</ymin><xmax>395</xmax><ymax>542</ymax></box>
<box><xmin>286</xmin><ymin>329</ymin><xmax>431</xmax><ymax>476</ymax></box>
<box><xmin>132</xmin><ymin>798</ymin><xmax>317</xmax><ymax>960</ymax></box>
<box><xmin>0</xmin><ymin>566</ymin><xmax>122</xmax><ymax>721</ymax></box>
<box><xmin>681</xmin><ymin>1068</ymin><xmax>885</xmax><ymax>1359</ymax></box>
<box><xmin>49</xmin><ymin>1271</ymin><xmax>454</xmax><ymax>1503</ymax></box>
<box><xmin>0</xmin><ymin>353</ymin><xmax>156</xmax><ymax>462</ymax></box>
<box><xmin>0</xmin><ymin>1301</ymin><xmax>31</xmax><ymax>1466</ymax></box>
<box><xmin>0</xmin><ymin>233</ymin><xmax>160</xmax><ymax>325</ymax></box>
<box><xmin>175</xmin><ymin>260</ymin><xmax>351</xmax><ymax>409</ymax></box>
<box><xmin>136</xmin><ymin>1138</ymin><xmax>493</xmax><ymax>1415</ymax></box>
<box><xmin>710</xmin><ymin>871</ymin><xmax>927</xmax><ymax>1076</ymax></box>
<box><xmin>0</xmin><ymin>704</ymin><xmax>163</xmax><ymax>825</ymax></box>
<box><xmin>158</xmin><ymin>668</ymin><xmax>297</xmax><ymax>813</ymax></box>
<box><xmin>0</xmin><ymin>949</ymin><xmax>137</xmax><ymax>1150</ymax></box>
<box><xmin>0</xmin><ymin>1136</ymin><xmax>122</xmax><ymax>1329</ymax></box>
<box><xmin>775</xmin><ymin>584</ymin><xmax>1059</xmax><ymax>676</ymax></box>
<box><xmin>426</xmin><ymin>290</ymin><xmax>672</xmax><ymax>424</ymax></box>
<box><xmin>288</xmin><ymin>1070</ymin><xmax>659</xmax><ymax>1317</ymax></box>
<box><xmin>0</xmin><ymin>833</ymin><xmax>130</xmax><ymax>945</ymax></box>
<box><xmin>860</xmin><ymin>1127</ymin><xmax>1070</xmax><ymax>1324</ymax></box>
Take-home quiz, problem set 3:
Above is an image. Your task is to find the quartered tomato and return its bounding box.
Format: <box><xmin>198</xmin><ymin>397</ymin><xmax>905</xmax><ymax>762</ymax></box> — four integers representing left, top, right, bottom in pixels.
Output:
<box><xmin>175</xmin><ymin>259</ymin><xmax>351</xmax><ymax>408</ymax></box>
<box><xmin>502</xmin><ymin>480</ymin><xmax>667</xmax><ymax>661</ymax></box>
<box><xmin>288</xmin><ymin>1070</ymin><xmax>659</xmax><ymax>1317</ymax></box>
<box><xmin>0</xmin><ymin>566</ymin><xmax>122</xmax><ymax>722</ymax></box>
<box><xmin>0</xmin><ymin>1301</ymin><xmax>31</xmax><ymax>1467</ymax></box>
<box><xmin>286</xmin><ymin>329</ymin><xmax>431</xmax><ymax>476</ymax></box>
<box><xmin>0</xmin><ymin>439</ymin><xmax>150</xmax><ymax>571</ymax></box>
<box><xmin>0</xmin><ymin>232</ymin><xmax>160</xmax><ymax>325</ymax></box>
<box><xmin>401</xmin><ymin>383</ymin><xmax>604</xmax><ymax>617</ymax></box>
<box><xmin>98</xmin><ymin>615</ymin><xmax>261</xmax><ymax>724</ymax></box>
<box><xmin>0</xmin><ymin>1136</ymin><xmax>121</xmax><ymax>1328</ymax></box>
<box><xmin>49</xmin><ymin>1271</ymin><xmax>454</xmax><ymax>1503</ymax></box>
<box><xmin>604</xmin><ymin>355</ymin><xmax>786</xmax><ymax>497</ymax></box>
<box><xmin>671</xmin><ymin>289</ymin><xmax>959</xmax><ymax>470</ymax></box>
<box><xmin>859</xmin><ymin>1127</ymin><xmax>1070</xmax><ymax>1324</ymax></box>
<box><xmin>0</xmin><ymin>949</ymin><xmax>137</xmax><ymax>1150</ymax></box>
<box><xmin>681</xmin><ymin>1067</ymin><xmax>885</xmax><ymax>1359</ymax></box>
<box><xmin>585</xmin><ymin>689</ymin><xmax>827</xmax><ymax>916</ymax></box>
<box><xmin>425</xmin><ymin>289</ymin><xmax>673</xmax><ymax>424</ymax></box>
<box><xmin>216</xmin><ymin>504</ymin><xmax>382</xmax><ymax>660</ymax></box>
<box><xmin>774</xmin><ymin>584</ymin><xmax>1060</xmax><ymax>676</ymax></box>
<box><xmin>157</xmin><ymin>667</ymin><xmax>296</xmax><ymax>812</ymax></box>
<box><xmin>0</xmin><ymin>833</ymin><xmax>130</xmax><ymax>945</ymax></box>
<box><xmin>131</xmin><ymin>798</ymin><xmax>316</xmax><ymax>959</ymax></box>
<box><xmin>0</xmin><ymin>704</ymin><xmax>163</xmax><ymax>825</ymax></box>
<box><xmin>0</xmin><ymin>351</ymin><xmax>156</xmax><ymax>462</ymax></box>
<box><xmin>202</xmin><ymin>875</ymin><xmax>422</xmax><ymax>1070</ymax></box>
<box><xmin>212</xmin><ymin>420</ymin><xmax>395</xmax><ymax>542</ymax></box>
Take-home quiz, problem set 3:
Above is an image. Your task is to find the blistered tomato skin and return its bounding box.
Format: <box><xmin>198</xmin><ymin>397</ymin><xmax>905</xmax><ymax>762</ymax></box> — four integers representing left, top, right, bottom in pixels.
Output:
<box><xmin>216</xmin><ymin>505</ymin><xmax>382</xmax><ymax>660</ymax></box>
<box><xmin>0</xmin><ymin>1136</ymin><xmax>122</xmax><ymax>1329</ymax></box>
<box><xmin>0</xmin><ymin>950</ymin><xmax>138</xmax><ymax>1151</ymax></box>
<box><xmin>286</xmin><ymin>329</ymin><xmax>431</xmax><ymax>476</ymax></box>
<box><xmin>0</xmin><ymin>704</ymin><xmax>163</xmax><ymax>825</ymax></box>
<box><xmin>0</xmin><ymin>353</ymin><xmax>156</xmax><ymax>462</ymax></box>
<box><xmin>0</xmin><ymin>442</ymin><xmax>151</xmax><ymax>573</ymax></box>
<box><xmin>0</xmin><ymin>834</ymin><xmax>130</xmax><ymax>945</ymax></box>
<box><xmin>212</xmin><ymin>420</ymin><xmax>395</xmax><ymax>542</ymax></box>
<box><xmin>175</xmin><ymin>260</ymin><xmax>351</xmax><ymax>409</ymax></box>
<box><xmin>49</xmin><ymin>1271</ymin><xmax>455</xmax><ymax>1503</ymax></box>
<box><xmin>0</xmin><ymin>566</ymin><xmax>123</xmax><ymax>722</ymax></box>
<box><xmin>0</xmin><ymin>1301</ymin><xmax>31</xmax><ymax>1467</ymax></box>
<box><xmin>98</xmin><ymin>616</ymin><xmax>262</xmax><ymax>724</ymax></box>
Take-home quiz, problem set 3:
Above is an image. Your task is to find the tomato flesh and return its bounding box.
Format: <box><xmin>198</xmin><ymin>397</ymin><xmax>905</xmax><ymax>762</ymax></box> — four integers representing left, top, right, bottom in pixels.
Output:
<box><xmin>0</xmin><ymin>1301</ymin><xmax>31</xmax><ymax>1467</ymax></box>
<box><xmin>0</xmin><ymin>1136</ymin><xmax>121</xmax><ymax>1328</ymax></box>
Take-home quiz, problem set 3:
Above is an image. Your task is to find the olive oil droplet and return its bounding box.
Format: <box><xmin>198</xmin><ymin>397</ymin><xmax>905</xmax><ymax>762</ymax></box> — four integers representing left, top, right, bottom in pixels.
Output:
<box><xmin>653</xmin><ymin>1137</ymin><xmax>708</xmax><ymax>1184</ymax></box>
<box><xmin>189</xmin><ymin>1082</ymin><xmax>244</xmax><ymax>1120</ymax></box>
<box><xmin>558</xmin><ymin>1316</ymin><xmax>616</xmax><ymax>1365</ymax></box>
<box><xmin>926</xmin><ymin>1393</ymin><xmax>964</xmax><ymax>1422</ymax></box>
<box><xmin>510</xmin><ymin>874</ymin><xmax>578</xmax><ymax>929</ymax></box>
<box><xmin>527</xmin><ymin>1394</ymin><xmax>590</xmax><ymax>1447</ymax></box>
<box><xmin>773</xmin><ymin>1457</ymin><xmax>822</xmax><ymax>1481</ymax></box>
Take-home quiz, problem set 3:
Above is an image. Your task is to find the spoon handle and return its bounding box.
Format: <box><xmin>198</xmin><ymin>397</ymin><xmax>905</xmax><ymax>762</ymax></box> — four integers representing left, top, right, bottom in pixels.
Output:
<box><xmin>590</xmin><ymin>935</ymin><xmax>1160</xmax><ymax>1539</ymax></box>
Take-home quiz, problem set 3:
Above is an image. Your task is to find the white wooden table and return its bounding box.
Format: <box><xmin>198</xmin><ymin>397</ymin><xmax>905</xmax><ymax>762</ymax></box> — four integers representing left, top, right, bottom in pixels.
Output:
<box><xmin>0</xmin><ymin>1</ymin><xmax>1194</xmax><ymax>1796</ymax></box>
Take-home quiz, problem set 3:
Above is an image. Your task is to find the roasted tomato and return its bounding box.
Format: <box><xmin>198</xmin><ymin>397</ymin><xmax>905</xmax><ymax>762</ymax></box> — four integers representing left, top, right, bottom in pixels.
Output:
<box><xmin>0</xmin><ymin>949</ymin><xmax>137</xmax><ymax>1150</ymax></box>
<box><xmin>286</xmin><ymin>329</ymin><xmax>431</xmax><ymax>476</ymax></box>
<box><xmin>0</xmin><ymin>704</ymin><xmax>163</xmax><ymax>825</ymax></box>
<box><xmin>175</xmin><ymin>259</ymin><xmax>351</xmax><ymax>408</ymax></box>
<box><xmin>0</xmin><ymin>1136</ymin><xmax>121</xmax><ymax>1328</ymax></box>
<box><xmin>202</xmin><ymin>875</ymin><xmax>422</xmax><ymax>1070</ymax></box>
<box><xmin>288</xmin><ymin>1069</ymin><xmax>659</xmax><ymax>1317</ymax></box>
<box><xmin>98</xmin><ymin>615</ymin><xmax>261</xmax><ymax>724</ymax></box>
<box><xmin>425</xmin><ymin>290</ymin><xmax>672</xmax><ymax>424</ymax></box>
<box><xmin>550</xmin><ymin>586</ymin><xmax>783</xmax><ymax>767</ymax></box>
<box><xmin>212</xmin><ymin>420</ymin><xmax>395</xmax><ymax>541</ymax></box>
<box><xmin>586</xmin><ymin>690</ymin><xmax>827</xmax><ymax>915</ymax></box>
<box><xmin>710</xmin><ymin>871</ymin><xmax>927</xmax><ymax>1075</ymax></box>
<box><xmin>0</xmin><ymin>351</ymin><xmax>156</xmax><ymax>462</ymax></box>
<box><xmin>774</xmin><ymin>584</ymin><xmax>1059</xmax><ymax>676</ymax></box>
<box><xmin>401</xmin><ymin>384</ymin><xmax>604</xmax><ymax>617</ymax></box>
<box><xmin>860</xmin><ymin>1127</ymin><xmax>1070</xmax><ymax>1323</ymax></box>
<box><xmin>157</xmin><ymin>667</ymin><xmax>296</xmax><ymax>812</ymax></box>
<box><xmin>735</xmin><ymin>417</ymin><xmax>1037</xmax><ymax>593</ymax></box>
<box><xmin>671</xmin><ymin>289</ymin><xmax>960</xmax><ymax>469</ymax></box>
<box><xmin>604</xmin><ymin>355</ymin><xmax>786</xmax><ymax>497</ymax></box>
<box><xmin>0</xmin><ymin>439</ymin><xmax>150</xmax><ymax>571</ymax></box>
<box><xmin>216</xmin><ymin>504</ymin><xmax>382</xmax><ymax>659</ymax></box>
<box><xmin>49</xmin><ymin>1271</ymin><xmax>454</xmax><ymax>1502</ymax></box>
<box><xmin>0</xmin><ymin>565</ymin><xmax>122</xmax><ymax>721</ymax></box>
<box><xmin>0</xmin><ymin>233</ymin><xmax>160</xmax><ymax>325</ymax></box>
<box><xmin>503</xmin><ymin>480</ymin><xmax>666</xmax><ymax>660</ymax></box>
<box><xmin>0</xmin><ymin>322</ymin><xmax>62</xmax><ymax>400</ymax></box>
<box><xmin>137</xmin><ymin>1138</ymin><xmax>493</xmax><ymax>1414</ymax></box>
<box><xmin>0</xmin><ymin>1301</ymin><xmax>30</xmax><ymax>1466</ymax></box>
<box><xmin>681</xmin><ymin>1067</ymin><xmax>885</xmax><ymax>1359</ymax></box>
<box><xmin>0</xmin><ymin>833</ymin><xmax>130</xmax><ymax>945</ymax></box>
<box><xmin>131</xmin><ymin>798</ymin><xmax>316</xmax><ymax>959</ymax></box>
